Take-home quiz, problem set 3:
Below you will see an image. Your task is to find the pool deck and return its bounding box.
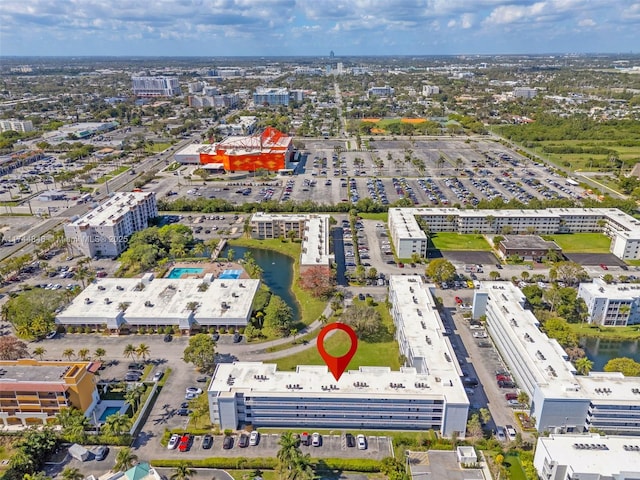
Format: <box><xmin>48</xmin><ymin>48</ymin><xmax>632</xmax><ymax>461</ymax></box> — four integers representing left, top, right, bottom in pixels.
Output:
<box><xmin>167</xmin><ymin>261</ymin><xmax>250</xmax><ymax>279</ymax></box>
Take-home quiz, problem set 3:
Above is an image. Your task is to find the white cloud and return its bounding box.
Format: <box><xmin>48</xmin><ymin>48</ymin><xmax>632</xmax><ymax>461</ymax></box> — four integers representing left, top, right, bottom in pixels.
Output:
<box><xmin>578</xmin><ymin>18</ymin><xmax>596</xmax><ymax>27</ymax></box>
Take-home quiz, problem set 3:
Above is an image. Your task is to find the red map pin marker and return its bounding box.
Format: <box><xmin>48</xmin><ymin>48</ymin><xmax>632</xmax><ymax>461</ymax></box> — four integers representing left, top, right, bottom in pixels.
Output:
<box><xmin>317</xmin><ymin>323</ymin><xmax>358</xmax><ymax>381</ymax></box>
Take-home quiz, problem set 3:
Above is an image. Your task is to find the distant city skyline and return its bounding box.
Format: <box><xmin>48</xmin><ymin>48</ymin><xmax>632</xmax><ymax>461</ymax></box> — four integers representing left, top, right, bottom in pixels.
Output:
<box><xmin>1</xmin><ymin>0</ymin><xmax>639</xmax><ymax>57</ymax></box>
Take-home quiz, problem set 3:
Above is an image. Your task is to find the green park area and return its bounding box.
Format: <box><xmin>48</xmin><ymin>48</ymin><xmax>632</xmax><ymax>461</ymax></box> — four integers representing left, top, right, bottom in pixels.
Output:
<box><xmin>542</xmin><ymin>233</ymin><xmax>611</xmax><ymax>253</ymax></box>
<box><xmin>96</xmin><ymin>165</ymin><xmax>130</xmax><ymax>183</ymax></box>
<box><xmin>429</xmin><ymin>232</ymin><xmax>491</xmax><ymax>251</ymax></box>
<box><xmin>274</xmin><ymin>301</ymin><xmax>401</xmax><ymax>372</ymax></box>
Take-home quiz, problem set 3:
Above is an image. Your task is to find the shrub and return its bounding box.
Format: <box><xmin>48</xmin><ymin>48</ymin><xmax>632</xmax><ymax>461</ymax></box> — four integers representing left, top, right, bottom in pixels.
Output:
<box><xmin>228</xmin><ymin>327</ymin><xmax>235</xmax><ymax>334</ymax></box>
<box><xmin>219</xmin><ymin>327</ymin><xmax>227</xmax><ymax>334</ymax></box>
<box><xmin>238</xmin><ymin>327</ymin><xmax>245</xmax><ymax>334</ymax></box>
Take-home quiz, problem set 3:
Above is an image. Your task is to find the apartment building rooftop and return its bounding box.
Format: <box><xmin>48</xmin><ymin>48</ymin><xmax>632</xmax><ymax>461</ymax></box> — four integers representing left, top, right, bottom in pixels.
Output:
<box><xmin>210</xmin><ymin>362</ymin><xmax>461</xmax><ymax>399</ymax></box>
<box><xmin>58</xmin><ymin>275</ymin><xmax>260</xmax><ymax>326</ymax></box>
<box><xmin>389</xmin><ymin>276</ymin><xmax>466</xmax><ymax>401</ymax></box>
<box><xmin>69</xmin><ymin>191</ymin><xmax>155</xmax><ymax>227</ymax></box>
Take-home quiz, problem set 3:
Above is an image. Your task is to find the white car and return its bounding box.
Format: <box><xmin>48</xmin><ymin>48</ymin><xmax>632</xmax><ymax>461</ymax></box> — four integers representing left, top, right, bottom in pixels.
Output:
<box><xmin>167</xmin><ymin>434</ymin><xmax>180</xmax><ymax>450</ymax></box>
<box><xmin>311</xmin><ymin>432</ymin><xmax>322</xmax><ymax>447</ymax></box>
<box><xmin>249</xmin><ymin>430</ymin><xmax>260</xmax><ymax>446</ymax></box>
<box><xmin>357</xmin><ymin>434</ymin><xmax>367</xmax><ymax>450</ymax></box>
<box><xmin>185</xmin><ymin>387</ymin><xmax>202</xmax><ymax>395</ymax></box>
<box><xmin>495</xmin><ymin>427</ymin><xmax>506</xmax><ymax>442</ymax></box>
<box><xmin>505</xmin><ymin>424</ymin><xmax>517</xmax><ymax>440</ymax></box>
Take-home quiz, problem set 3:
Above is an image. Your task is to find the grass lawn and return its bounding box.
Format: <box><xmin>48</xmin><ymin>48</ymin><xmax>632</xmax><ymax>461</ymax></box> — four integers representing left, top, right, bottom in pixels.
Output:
<box><xmin>542</xmin><ymin>233</ymin><xmax>611</xmax><ymax>253</ymax></box>
<box><xmin>145</xmin><ymin>142</ymin><xmax>172</xmax><ymax>153</ymax></box>
<box><xmin>228</xmin><ymin>238</ymin><xmax>327</xmax><ymax>327</ymax></box>
<box><xmin>273</xmin><ymin>301</ymin><xmax>400</xmax><ymax>371</ymax></box>
<box><xmin>504</xmin><ymin>453</ymin><xmax>527</xmax><ymax>480</ymax></box>
<box><xmin>430</xmin><ymin>233</ymin><xmax>491</xmax><ymax>251</ymax></box>
<box><xmin>358</xmin><ymin>212</ymin><xmax>389</xmax><ymax>222</ymax></box>
<box><xmin>569</xmin><ymin>323</ymin><xmax>640</xmax><ymax>340</ymax></box>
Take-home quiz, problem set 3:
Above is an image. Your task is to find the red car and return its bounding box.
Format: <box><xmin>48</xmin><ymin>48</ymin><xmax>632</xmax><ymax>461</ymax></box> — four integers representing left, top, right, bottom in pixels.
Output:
<box><xmin>505</xmin><ymin>393</ymin><xmax>518</xmax><ymax>401</ymax></box>
<box><xmin>600</xmin><ymin>264</ymin><xmax>608</xmax><ymax>270</ymax></box>
<box><xmin>496</xmin><ymin>374</ymin><xmax>511</xmax><ymax>382</ymax></box>
<box><xmin>178</xmin><ymin>434</ymin><xmax>191</xmax><ymax>452</ymax></box>
<box><xmin>455</xmin><ymin>296</ymin><xmax>463</xmax><ymax>305</ymax></box>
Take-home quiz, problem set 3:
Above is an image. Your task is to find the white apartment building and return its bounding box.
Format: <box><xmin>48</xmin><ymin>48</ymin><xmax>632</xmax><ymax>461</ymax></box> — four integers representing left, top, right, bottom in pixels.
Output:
<box><xmin>207</xmin><ymin>274</ymin><xmax>469</xmax><ymax>437</ymax></box>
<box><xmin>422</xmin><ymin>85</ymin><xmax>440</xmax><ymax>96</ymax></box>
<box><xmin>0</xmin><ymin>119</ymin><xmax>34</xmax><ymax>133</ymax></box>
<box><xmin>249</xmin><ymin>213</ymin><xmax>333</xmax><ymax>271</ymax></box>
<box><xmin>188</xmin><ymin>93</ymin><xmax>239</xmax><ymax>109</ymax></box>
<box><xmin>474</xmin><ymin>282</ymin><xmax>640</xmax><ymax>435</ymax></box>
<box><xmin>368</xmin><ymin>85</ymin><xmax>394</xmax><ymax>97</ymax></box>
<box><xmin>578</xmin><ymin>278</ymin><xmax>640</xmax><ymax>326</ymax></box>
<box><xmin>513</xmin><ymin>87</ymin><xmax>538</xmax><ymax>98</ymax></box>
<box><xmin>388</xmin><ymin>207</ymin><xmax>640</xmax><ymax>260</ymax></box>
<box><xmin>131</xmin><ymin>76</ymin><xmax>181</xmax><ymax>97</ymax></box>
<box><xmin>217</xmin><ymin>116</ymin><xmax>258</xmax><ymax>136</ymax></box>
<box><xmin>63</xmin><ymin>192</ymin><xmax>157</xmax><ymax>258</ymax></box>
<box><xmin>533</xmin><ymin>434</ymin><xmax>640</xmax><ymax>480</ymax></box>
<box><xmin>253</xmin><ymin>87</ymin><xmax>289</xmax><ymax>106</ymax></box>
<box><xmin>56</xmin><ymin>273</ymin><xmax>260</xmax><ymax>331</ymax></box>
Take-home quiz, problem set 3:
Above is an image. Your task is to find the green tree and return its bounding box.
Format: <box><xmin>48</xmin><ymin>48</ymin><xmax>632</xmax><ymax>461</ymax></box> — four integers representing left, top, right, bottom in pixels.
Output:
<box><xmin>56</xmin><ymin>407</ymin><xmax>90</xmax><ymax>443</ymax></box>
<box><xmin>77</xmin><ymin>348</ymin><xmax>90</xmax><ymax>361</ymax></box>
<box><xmin>183</xmin><ymin>333</ymin><xmax>217</xmax><ymax>373</ymax></box>
<box><xmin>113</xmin><ymin>447</ymin><xmax>138</xmax><ymax>472</ymax></box>
<box><xmin>102</xmin><ymin>413</ymin><xmax>132</xmax><ymax>436</ymax></box>
<box><xmin>32</xmin><ymin>346</ymin><xmax>46</xmax><ymax>361</ymax></box>
<box><xmin>479</xmin><ymin>408</ymin><xmax>492</xmax><ymax>426</ymax></box>
<box><xmin>425</xmin><ymin>258</ymin><xmax>456</xmax><ymax>284</ymax></box>
<box><xmin>136</xmin><ymin>343</ymin><xmax>151</xmax><ymax>362</ymax></box>
<box><xmin>263</xmin><ymin>295</ymin><xmax>294</xmax><ymax>337</ymax></box>
<box><xmin>62</xmin><ymin>467</ymin><xmax>84</xmax><ymax>480</ymax></box>
<box><xmin>62</xmin><ymin>348</ymin><xmax>75</xmax><ymax>361</ymax></box>
<box><xmin>575</xmin><ymin>357</ymin><xmax>594</xmax><ymax>376</ymax></box>
<box><xmin>1</xmin><ymin>289</ymin><xmax>67</xmax><ymax>340</ymax></box>
<box><xmin>466</xmin><ymin>413</ymin><xmax>483</xmax><ymax>439</ymax></box>
<box><xmin>380</xmin><ymin>457</ymin><xmax>409</xmax><ymax>480</ymax></box>
<box><xmin>604</xmin><ymin>357</ymin><xmax>640</xmax><ymax>376</ymax></box>
<box><xmin>123</xmin><ymin>344</ymin><xmax>137</xmax><ymax>361</ymax></box>
<box><xmin>94</xmin><ymin>347</ymin><xmax>106</xmax><ymax>361</ymax></box>
<box><xmin>341</xmin><ymin>303</ymin><xmax>385</xmax><ymax>340</ymax></box>
<box><xmin>171</xmin><ymin>463</ymin><xmax>197</xmax><ymax>480</ymax></box>
<box><xmin>517</xmin><ymin>391</ymin><xmax>530</xmax><ymax>406</ymax></box>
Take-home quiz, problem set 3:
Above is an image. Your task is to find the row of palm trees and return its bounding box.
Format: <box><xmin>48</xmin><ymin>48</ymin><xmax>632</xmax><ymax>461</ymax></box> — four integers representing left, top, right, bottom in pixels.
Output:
<box><xmin>123</xmin><ymin>343</ymin><xmax>151</xmax><ymax>362</ymax></box>
<box><xmin>32</xmin><ymin>346</ymin><xmax>106</xmax><ymax>362</ymax></box>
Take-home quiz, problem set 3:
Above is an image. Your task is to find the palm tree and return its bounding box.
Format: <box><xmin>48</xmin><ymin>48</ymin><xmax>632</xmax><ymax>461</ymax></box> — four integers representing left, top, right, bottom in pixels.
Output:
<box><xmin>517</xmin><ymin>391</ymin><xmax>530</xmax><ymax>407</ymax></box>
<box><xmin>277</xmin><ymin>431</ymin><xmax>301</xmax><ymax>473</ymax></box>
<box><xmin>102</xmin><ymin>412</ymin><xmax>132</xmax><ymax>436</ymax></box>
<box><xmin>77</xmin><ymin>348</ymin><xmax>90</xmax><ymax>361</ymax></box>
<box><xmin>575</xmin><ymin>357</ymin><xmax>594</xmax><ymax>376</ymax></box>
<box><xmin>291</xmin><ymin>452</ymin><xmax>314</xmax><ymax>480</ymax></box>
<box><xmin>62</xmin><ymin>348</ymin><xmax>75</xmax><ymax>361</ymax></box>
<box><xmin>113</xmin><ymin>447</ymin><xmax>138</xmax><ymax>472</ymax></box>
<box><xmin>171</xmin><ymin>463</ymin><xmax>197</xmax><ymax>480</ymax></box>
<box><xmin>94</xmin><ymin>347</ymin><xmax>106</xmax><ymax>361</ymax></box>
<box><xmin>33</xmin><ymin>346</ymin><xmax>46</xmax><ymax>360</ymax></box>
<box><xmin>62</xmin><ymin>467</ymin><xmax>84</xmax><ymax>480</ymax></box>
<box><xmin>123</xmin><ymin>344</ymin><xmax>137</xmax><ymax>361</ymax></box>
<box><xmin>124</xmin><ymin>388</ymin><xmax>143</xmax><ymax>411</ymax></box>
<box><xmin>136</xmin><ymin>343</ymin><xmax>150</xmax><ymax>362</ymax></box>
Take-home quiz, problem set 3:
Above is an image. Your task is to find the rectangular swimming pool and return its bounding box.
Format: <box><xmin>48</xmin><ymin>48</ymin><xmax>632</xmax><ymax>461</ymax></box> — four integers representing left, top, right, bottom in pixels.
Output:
<box><xmin>219</xmin><ymin>269</ymin><xmax>242</xmax><ymax>279</ymax></box>
<box><xmin>167</xmin><ymin>267</ymin><xmax>204</xmax><ymax>279</ymax></box>
<box><xmin>99</xmin><ymin>406</ymin><xmax>121</xmax><ymax>422</ymax></box>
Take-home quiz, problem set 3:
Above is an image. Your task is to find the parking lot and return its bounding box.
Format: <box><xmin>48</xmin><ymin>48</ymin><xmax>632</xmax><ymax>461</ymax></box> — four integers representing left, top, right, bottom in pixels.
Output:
<box><xmin>155</xmin><ymin>431</ymin><xmax>392</xmax><ymax>460</ymax></box>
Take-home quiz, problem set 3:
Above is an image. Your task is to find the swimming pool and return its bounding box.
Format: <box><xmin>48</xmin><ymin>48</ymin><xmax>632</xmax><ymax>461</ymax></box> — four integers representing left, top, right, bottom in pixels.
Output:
<box><xmin>167</xmin><ymin>267</ymin><xmax>204</xmax><ymax>279</ymax></box>
<box><xmin>219</xmin><ymin>269</ymin><xmax>242</xmax><ymax>279</ymax></box>
<box><xmin>99</xmin><ymin>406</ymin><xmax>121</xmax><ymax>422</ymax></box>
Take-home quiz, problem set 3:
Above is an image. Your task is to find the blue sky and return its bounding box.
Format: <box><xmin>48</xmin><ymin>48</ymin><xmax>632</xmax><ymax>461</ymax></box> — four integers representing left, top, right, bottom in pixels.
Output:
<box><xmin>1</xmin><ymin>0</ymin><xmax>639</xmax><ymax>56</ymax></box>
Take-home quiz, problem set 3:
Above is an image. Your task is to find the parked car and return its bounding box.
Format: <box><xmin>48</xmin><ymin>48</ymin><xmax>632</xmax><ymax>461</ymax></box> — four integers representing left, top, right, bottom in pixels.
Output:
<box><xmin>202</xmin><ymin>434</ymin><xmax>213</xmax><ymax>449</ymax></box>
<box><xmin>176</xmin><ymin>408</ymin><xmax>190</xmax><ymax>416</ymax></box>
<box><xmin>233</xmin><ymin>332</ymin><xmax>242</xmax><ymax>343</ymax></box>
<box><xmin>94</xmin><ymin>445</ymin><xmax>109</xmax><ymax>461</ymax></box>
<box><xmin>128</xmin><ymin>363</ymin><xmax>143</xmax><ymax>371</ymax></box>
<box><xmin>185</xmin><ymin>387</ymin><xmax>203</xmax><ymax>395</ymax></box>
<box><xmin>212</xmin><ymin>332</ymin><xmax>220</xmax><ymax>342</ymax></box>
<box><xmin>357</xmin><ymin>434</ymin><xmax>367</xmax><ymax>450</ymax></box>
<box><xmin>178</xmin><ymin>434</ymin><xmax>191</xmax><ymax>452</ymax></box>
<box><xmin>505</xmin><ymin>393</ymin><xmax>518</xmax><ymax>401</ymax></box>
<box><xmin>152</xmin><ymin>370</ymin><xmax>164</xmax><ymax>382</ymax></box>
<box><xmin>196</xmin><ymin>376</ymin><xmax>208</xmax><ymax>383</ymax></box>
<box><xmin>311</xmin><ymin>432</ymin><xmax>322</xmax><ymax>447</ymax></box>
<box><xmin>505</xmin><ymin>424</ymin><xmax>517</xmax><ymax>440</ymax></box>
<box><xmin>223</xmin><ymin>436</ymin><xmax>233</xmax><ymax>449</ymax></box>
<box><xmin>495</xmin><ymin>427</ymin><xmax>506</xmax><ymax>442</ymax></box>
<box><xmin>249</xmin><ymin>431</ymin><xmax>260</xmax><ymax>446</ymax></box>
<box><xmin>167</xmin><ymin>434</ymin><xmax>180</xmax><ymax>450</ymax></box>
<box><xmin>345</xmin><ymin>433</ymin><xmax>355</xmax><ymax>448</ymax></box>
<box><xmin>300</xmin><ymin>432</ymin><xmax>310</xmax><ymax>446</ymax></box>
<box><xmin>163</xmin><ymin>334</ymin><xmax>173</xmax><ymax>342</ymax></box>
<box><xmin>238</xmin><ymin>433</ymin><xmax>249</xmax><ymax>448</ymax></box>
<box><xmin>498</xmin><ymin>380</ymin><xmax>516</xmax><ymax>388</ymax></box>
<box><xmin>45</xmin><ymin>331</ymin><xmax>58</xmax><ymax>339</ymax></box>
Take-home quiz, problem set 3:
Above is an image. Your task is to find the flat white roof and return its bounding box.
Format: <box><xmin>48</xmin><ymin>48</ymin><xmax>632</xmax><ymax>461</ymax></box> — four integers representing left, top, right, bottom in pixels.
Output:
<box><xmin>579</xmin><ymin>278</ymin><xmax>640</xmax><ymax>300</ymax></box>
<box><xmin>174</xmin><ymin>144</ymin><xmax>216</xmax><ymax>156</ymax></box>
<box><xmin>69</xmin><ymin>192</ymin><xmax>155</xmax><ymax>228</ymax></box>
<box><xmin>537</xmin><ymin>434</ymin><xmax>640</xmax><ymax>475</ymax></box>
<box><xmin>483</xmin><ymin>281</ymin><xmax>640</xmax><ymax>400</ymax></box>
<box><xmin>389</xmin><ymin>275</ymin><xmax>468</xmax><ymax>404</ymax></box>
<box><xmin>58</xmin><ymin>276</ymin><xmax>260</xmax><ymax>325</ymax></box>
<box><xmin>210</xmin><ymin>362</ymin><xmax>467</xmax><ymax>403</ymax></box>
<box><xmin>390</xmin><ymin>209</ymin><xmax>428</xmax><ymax>240</ymax></box>
<box><xmin>300</xmin><ymin>215</ymin><xmax>332</xmax><ymax>266</ymax></box>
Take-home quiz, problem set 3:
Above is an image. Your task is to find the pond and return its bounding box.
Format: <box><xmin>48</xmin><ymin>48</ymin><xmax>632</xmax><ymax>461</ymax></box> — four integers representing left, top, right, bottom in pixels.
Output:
<box><xmin>581</xmin><ymin>337</ymin><xmax>640</xmax><ymax>371</ymax></box>
<box><xmin>221</xmin><ymin>245</ymin><xmax>300</xmax><ymax>321</ymax></box>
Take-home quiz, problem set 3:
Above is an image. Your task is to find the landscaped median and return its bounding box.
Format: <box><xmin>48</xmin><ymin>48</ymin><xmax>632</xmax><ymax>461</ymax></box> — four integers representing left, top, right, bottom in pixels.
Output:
<box><xmin>151</xmin><ymin>457</ymin><xmax>381</xmax><ymax>472</ymax></box>
<box><xmin>228</xmin><ymin>237</ymin><xmax>327</xmax><ymax>327</ymax></box>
